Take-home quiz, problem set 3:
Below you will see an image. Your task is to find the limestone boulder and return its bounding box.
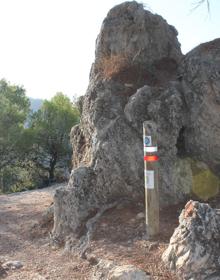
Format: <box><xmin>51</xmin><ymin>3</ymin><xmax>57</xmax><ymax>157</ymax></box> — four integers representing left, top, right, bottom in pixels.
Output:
<box><xmin>162</xmin><ymin>200</ymin><xmax>220</xmax><ymax>279</ymax></box>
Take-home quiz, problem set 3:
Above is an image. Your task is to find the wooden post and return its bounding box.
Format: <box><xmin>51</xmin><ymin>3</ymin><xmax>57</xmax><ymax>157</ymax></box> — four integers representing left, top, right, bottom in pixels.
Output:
<box><xmin>143</xmin><ymin>121</ymin><xmax>159</xmax><ymax>239</ymax></box>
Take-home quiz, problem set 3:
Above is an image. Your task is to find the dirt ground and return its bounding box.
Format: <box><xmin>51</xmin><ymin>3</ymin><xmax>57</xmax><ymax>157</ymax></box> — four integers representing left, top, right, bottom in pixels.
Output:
<box><xmin>0</xmin><ymin>184</ymin><xmax>182</xmax><ymax>280</ymax></box>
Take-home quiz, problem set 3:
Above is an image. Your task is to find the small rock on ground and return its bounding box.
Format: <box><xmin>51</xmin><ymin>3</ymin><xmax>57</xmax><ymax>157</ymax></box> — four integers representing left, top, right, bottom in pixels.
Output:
<box><xmin>2</xmin><ymin>260</ymin><xmax>23</xmax><ymax>270</ymax></box>
<box><xmin>92</xmin><ymin>259</ymin><xmax>151</xmax><ymax>279</ymax></box>
<box><xmin>136</xmin><ymin>213</ymin><xmax>145</xmax><ymax>220</ymax></box>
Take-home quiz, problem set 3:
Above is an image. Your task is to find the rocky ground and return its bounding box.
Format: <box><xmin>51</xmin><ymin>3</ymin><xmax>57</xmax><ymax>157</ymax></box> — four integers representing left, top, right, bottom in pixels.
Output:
<box><xmin>0</xmin><ymin>184</ymin><xmax>184</xmax><ymax>280</ymax></box>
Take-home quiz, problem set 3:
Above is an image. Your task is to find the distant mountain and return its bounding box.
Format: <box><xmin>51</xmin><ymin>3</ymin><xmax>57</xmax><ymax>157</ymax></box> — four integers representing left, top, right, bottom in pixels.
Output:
<box><xmin>29</xmin><ymin>97</ymin><xmax>44</xmax><ymax>112</ymax></box>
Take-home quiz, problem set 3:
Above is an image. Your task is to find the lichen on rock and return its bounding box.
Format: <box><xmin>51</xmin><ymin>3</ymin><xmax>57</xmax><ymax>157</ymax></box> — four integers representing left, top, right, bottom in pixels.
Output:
<box><xmin>191</xmin><ymin>160</ymin><xmax>220</xmax><ymax>200</ymax></box>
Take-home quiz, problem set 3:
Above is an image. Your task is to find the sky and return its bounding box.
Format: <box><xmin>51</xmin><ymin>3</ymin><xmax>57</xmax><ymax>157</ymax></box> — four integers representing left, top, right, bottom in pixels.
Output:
<box><xmin>0</xmin><ymin>0</ymin><xmax>219</xmax><ymax>100</ymax></box>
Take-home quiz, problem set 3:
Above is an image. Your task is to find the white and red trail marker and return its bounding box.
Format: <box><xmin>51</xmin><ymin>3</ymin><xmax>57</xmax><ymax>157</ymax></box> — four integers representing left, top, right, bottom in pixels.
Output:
<box><xmin>143</xmin><ymin>121</ymin><xmax>159</xmax><ymax>239</ymax></box>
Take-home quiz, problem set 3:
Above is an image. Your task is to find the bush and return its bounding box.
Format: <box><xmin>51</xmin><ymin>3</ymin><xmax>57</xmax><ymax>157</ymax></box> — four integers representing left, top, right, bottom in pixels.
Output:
<box><xmin>0</xmin><ymin>165</ymin><xmax>36</xmax><ymax>193</ymax></box>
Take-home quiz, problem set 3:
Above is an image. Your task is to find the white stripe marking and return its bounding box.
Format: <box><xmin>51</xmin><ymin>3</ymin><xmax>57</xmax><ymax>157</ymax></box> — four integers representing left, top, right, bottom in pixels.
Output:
<box><xmin>144</xmin><ymin>146</ymin><xmax>158</xmax><ymax>152</ymax></box>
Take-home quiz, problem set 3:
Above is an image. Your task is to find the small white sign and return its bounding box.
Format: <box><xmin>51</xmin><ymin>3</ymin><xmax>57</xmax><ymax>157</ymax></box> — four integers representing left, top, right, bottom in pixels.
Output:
<box><xmin>144</xmin><ymin>136</ymin><xmax>152</xmax><ymax>147</ymax></box>
<box><xmin>145</xmin><ymin>170</ymin><xmax>154</xmax><ymax>189</ymax></box>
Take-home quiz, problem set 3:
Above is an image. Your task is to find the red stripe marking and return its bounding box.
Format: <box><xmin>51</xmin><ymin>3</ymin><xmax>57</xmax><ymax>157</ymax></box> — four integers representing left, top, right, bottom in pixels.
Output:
<box><xmin>144</xmin><ymin>155</ymin><xmax>159</xmax><ymax>162</ymax></box>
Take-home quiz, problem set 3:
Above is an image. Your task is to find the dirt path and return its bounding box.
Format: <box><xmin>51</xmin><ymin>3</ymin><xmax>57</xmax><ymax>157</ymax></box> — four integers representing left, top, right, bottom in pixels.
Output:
<box><xmin>0</xmin><ymin>184</ymin><xmax>90</xmax><ymax>280</ymax></box>
<box><xmin>0</xmin><ymin>185</ymin><xmax>180</xmax><ymax>280</ymax></box>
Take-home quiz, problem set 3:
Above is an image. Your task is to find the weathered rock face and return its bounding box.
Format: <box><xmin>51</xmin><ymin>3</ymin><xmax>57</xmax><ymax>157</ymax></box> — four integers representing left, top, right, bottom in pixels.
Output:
<box><xmin>53</xmin><ymin>1</ymin><xmax>220</xmax><ymax>242</ymax></box>
<box><xmin>124</xmin><ymin>83</ymin><xmax>190</xmax><ymax>203</ymax></box>
<box><xmin>94</xmin><ymin>1</ymin><xmax>181</xmax><ymax>88</ymax></box>
<box><xmin>162</xmin><ymin>200</ymin><xmax>220</xmax><ymax>279</ymax></box>
<box><xmin>179</xmin><ymin>39</ymin><xmax>220</xmax><ymax>175</ymax></box>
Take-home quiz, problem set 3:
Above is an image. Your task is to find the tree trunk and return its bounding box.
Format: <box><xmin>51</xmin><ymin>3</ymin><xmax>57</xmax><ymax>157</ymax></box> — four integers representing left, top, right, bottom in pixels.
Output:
<box><xmin>49</xmin><ymin>155</ymin><xmax>57</xmax><ymax>183</ymax></box>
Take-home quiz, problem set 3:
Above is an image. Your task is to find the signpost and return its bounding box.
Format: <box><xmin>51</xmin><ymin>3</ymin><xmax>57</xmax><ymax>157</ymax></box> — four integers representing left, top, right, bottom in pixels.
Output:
<box><xmin>143</xmin><ymin>121</ymin><xmax>159</xmax><ymax>239</ymax></box>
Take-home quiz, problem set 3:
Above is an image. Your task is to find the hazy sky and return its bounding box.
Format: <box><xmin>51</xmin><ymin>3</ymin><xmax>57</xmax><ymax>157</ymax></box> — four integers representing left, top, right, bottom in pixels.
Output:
<box><xmin>0</xmin><ymin>0</ymin><xmax>219</xmax><ymax>100</ymax></box>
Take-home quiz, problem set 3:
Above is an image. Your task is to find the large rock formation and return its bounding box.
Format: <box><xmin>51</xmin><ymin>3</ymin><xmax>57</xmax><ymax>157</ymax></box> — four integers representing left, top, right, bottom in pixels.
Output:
<box><xmin>52</xmin><ymin>1</ymin><xmax>220</xmax><ymax>243</ymax></box>
<box><xmin>162</xmin><ymin>200</ymin><xmax>220</xmax><ymax>279</ymax></box>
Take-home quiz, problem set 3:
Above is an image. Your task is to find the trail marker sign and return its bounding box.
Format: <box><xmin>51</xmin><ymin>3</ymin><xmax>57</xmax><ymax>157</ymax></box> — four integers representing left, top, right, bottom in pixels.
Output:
<box><xmin>143</xmin><ymin>121</ymin><xmax>159</xmax><ymax>239</ymax></box>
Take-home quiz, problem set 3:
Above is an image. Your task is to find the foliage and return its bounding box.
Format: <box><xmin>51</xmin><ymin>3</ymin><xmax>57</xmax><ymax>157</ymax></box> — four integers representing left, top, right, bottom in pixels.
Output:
<box><xmin>0</xmin><ymin>164</ymin><xmax>36</xmax><ymax>193</ymax></box>
<box><xmin>0</xmin><ymin>79</ymin><xmax>33</xmax><ymax>193</ymax></box>
<box><xmin>0</xmin><ymin>79</ymin><xmax>30</xmax><ymax>170</ymax></box>
<box><xmin>28</xmin><ymin>92</ymin><xmax>80</xmax><ymax>182</ymax></box>
<box><xmin>0</xmin><ymin>80</ymin><xmax>80</xmax><ymax>193</ymax></box>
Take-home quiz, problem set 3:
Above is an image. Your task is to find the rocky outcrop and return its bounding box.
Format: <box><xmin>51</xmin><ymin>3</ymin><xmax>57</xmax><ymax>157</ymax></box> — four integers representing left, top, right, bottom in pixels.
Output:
<box><xmin>52</xmin><ymin>1</ymin><xmax>220</xmax><ymax>244</ymax></box>
<box><xmin>162</xmin><ymin>200</ymin><xmax>220</xmax><ymax>279</ymax></box>
<box><xmin>53</xmin><ymin>1</ymin><xmax>183</xmax><ymax>240</ymax></box>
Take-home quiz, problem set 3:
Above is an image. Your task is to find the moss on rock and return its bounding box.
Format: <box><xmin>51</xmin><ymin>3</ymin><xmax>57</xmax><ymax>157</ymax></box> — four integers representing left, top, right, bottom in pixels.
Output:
<box><xmin>173</xmin><ymin>158</ymin><xmax>220</xmax><ymax>201</ymax></box>
<box><xmin>189</xmin><ymin>159</ymin><xmax>220</xmax><ymax>200</ymax></box>
<box><xmin>192</xmin><ymin>169</ymin><xmax>219</xmax><ymax>201</ymax></box>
